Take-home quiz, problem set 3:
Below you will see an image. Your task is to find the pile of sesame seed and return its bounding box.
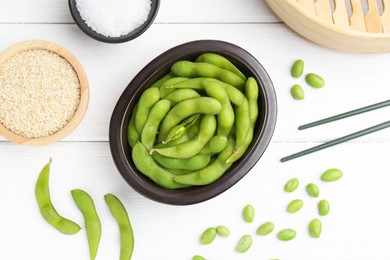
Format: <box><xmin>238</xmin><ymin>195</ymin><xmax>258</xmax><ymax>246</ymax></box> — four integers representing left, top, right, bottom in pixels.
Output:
<box><xmin>0</xmin><ymin>49</ymin><xmax>81</xmax><ymax>138</ymax></box>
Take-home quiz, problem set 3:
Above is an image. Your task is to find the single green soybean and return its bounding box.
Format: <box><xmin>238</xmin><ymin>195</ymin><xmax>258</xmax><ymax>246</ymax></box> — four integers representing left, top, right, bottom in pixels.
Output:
<box><xmin>104</xmin><ymin>194</ymin><xmax>134</xmax><ymax>260</ymax></box>
<box><xmin>200</xmin><ymin>227</ymin><xmax>217</xmax><ymax>245</ymax></box>
<box><xmin>305</xmin><ymin>73</ymin><xmax>325</xmax><ymax>88</ymax></box>
<box><xmin>243</xmin><ymin>204</ymin><xmax>255</xmax><ymax>223</ymax></box>
<box><xmin>306</xmin><ymin>183</ymin><xmax>320</xmax><ymax>197</ymax></box>
<box><xmin>287</xmin><ymin>199</ymin><xmax>304</xmax><ymax>213</ymax></box>
<box><xmin>35</xmin><ymin>159</ymin><xmax>81</xmax><ymax>235</ymax></box>
<box><xmin>71</xmin><ymin>189</ymin><xmax>101</xmax><ymax>260</ymax></box>
<box><xmin>277</xmin><ymin>229</ymin><xmax>296</xmax><ymax>241</ymax></box>
<box><xmin>235</xmin><ymin>234</ymin><xmax>253</xmax><ymax>253</ymax></box>
<box><xmin>192</xmin><ymin>255</ymin><xmax>207</xmax><ymax>260</ymax></box>
<box><xmin>308</xmin><ymin>218</ymin><xmax>322</xmax><ymax>238</ymax></box>
<box><xmin>318</xmin><ymin>199</ymin><xmax>330</xmax><ymax>216</ymax></box>
<box><xmin>256</xmin><ymin>222</ymin><xmax>274</xmax><ymax>236</ymax></box>
<box><xmin>284</xmin><ymin>178</ymin><xmax>299</xmax><ymax>192</ymax></box>
<box><xmin>291</xmin><ymin>84</ymin><xmax>305</xmax><ymax>100</ymax></box>
<box><xmin>321</xmin><ymin>168</ymin><xmax>343</xmax><ymax>182</ymax></box>
<box><xmin>291</xmin><ymin>59</ymin><xmax>304</xmax><ymax>78</ymax></box>
<box><xmin>216</xmin><ymin>225</ymin><xmax>230</xmax><ymax>237</ymax></box>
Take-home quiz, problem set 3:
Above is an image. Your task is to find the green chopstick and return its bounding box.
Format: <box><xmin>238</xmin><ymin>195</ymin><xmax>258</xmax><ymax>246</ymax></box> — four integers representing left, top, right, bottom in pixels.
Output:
<box><xmin>281</xmin><ymin>120</ymin><xmax>390</xmax><ymax>162</ymax></box>
<box><xmin>299</xmin><ymin>99</ymin><xmax>390</xmax><ymax>130</ymax></box>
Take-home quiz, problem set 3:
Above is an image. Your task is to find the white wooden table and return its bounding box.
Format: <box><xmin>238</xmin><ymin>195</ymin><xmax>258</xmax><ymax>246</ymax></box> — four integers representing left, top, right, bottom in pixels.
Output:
<box><xmin>1</xmin><ymin>1</ymin><xmax>390</xmax><ymax>259</ymax></box>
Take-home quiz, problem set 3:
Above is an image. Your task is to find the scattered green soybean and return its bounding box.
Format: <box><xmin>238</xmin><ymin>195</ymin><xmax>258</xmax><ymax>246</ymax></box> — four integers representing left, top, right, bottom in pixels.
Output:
<box><xmin>306</xmin><ymin>183</ymin><xmax>320</xmax><ymax>197</ymax></box>
<box><xmin>321</xmin><ymin>168</ymin><xmax>343</xmax><ymax>182</ymax></box>
<box><xmin>71</xmin><ymin>189</ymin><xmax>101</xmax><ymax>260</ymax></box>
<box><xmin>277</xmin><ymin>229</ymin><xmax>296</xmax><ymax>241</ymax></box>
<box><xmin>35</xmin><ymin>159</ymin><xmax>81</xmax><ymax>235</ymax></box>
<box><xmin>235</xmin><ymin>234</ymin><xmax>253</xmax><ymax>253</ymax></box>
<box><xmin>291</xmin><ymin>84</ymin><xmax>305</xmax><ymax>100</ymax></box>
<box><xmin>308</xmin><ymin>218</ymin><xmax>322</xmax><ymax>238</ymax></box>
<box><xmin>104</xmin><ymin>194</ymin><xmax>134</xmax><ymax>260</ymax></box>
<box><xmin>284</xmin><ymin>178</ymin><xmax>299</xmax><ymax>192</ymax></box>
<box><xmin>305</xmin><ymin>73</ymin><xmax>325</xmax><ymax>88</ymax></box>
<box><xmin>287</xmin><ymin>199</ymin><xmax>304</xmax><ymax>213</ymax></box>
<box><xmin>318</xmin><ymin>199</ymin><xmax>330</xmax><ymax>216</ymax></box>
<box><xmin>291</xmin><ymin>59</ymin><xmax>304</xmax><ymax>78</ymax></box>
<box><xmin>216</xmin><ymin>225</ymin><xmax>230</xmax><ymax>237</ymax></box>
<box><xmin>192</xmin><ymin>255</ymin><xmax>207</xmax><ymax>260</ymax></box>
<box><xmin>256</xmin><ymin>222</ymin><xmax>274</xmax><ymax>236</ymax></box>
<box><xmin>200</xmin><ymin>227</ymin><xmax>217</xmax><ymax>245</ymax></box>
<box><xmin>243</xmin><ymin>204</ymin><xmax>255</xmax><ymax>223</ymax></box>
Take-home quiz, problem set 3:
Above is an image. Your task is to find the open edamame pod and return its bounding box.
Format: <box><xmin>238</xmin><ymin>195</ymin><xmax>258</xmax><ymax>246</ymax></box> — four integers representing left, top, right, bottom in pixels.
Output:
<box><xmin>71</xmin><ymin>189</ymin><xmax>102</xmax><ymax>260</ymax></box>
<box><xmin>104</xmin><ymin>194</ymin><xmax>134</xmax><ymax>260</ymax></box>
<box><xmin>35</xmin><ymin>159</ymin><xmax>81</xmax><ymax>235</ymax></box>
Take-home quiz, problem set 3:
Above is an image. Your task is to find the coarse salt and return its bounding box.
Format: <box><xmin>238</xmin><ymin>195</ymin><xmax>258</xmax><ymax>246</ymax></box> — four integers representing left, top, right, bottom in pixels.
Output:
<box><xmin>76</xmin><ymin>0</ymin><xmax>152</xmax><ymax>38</ymax></box>
<box><xmin>0</xmin><ymin>49</ymin><xmax>81</xmax><ymax>138</ymax></box>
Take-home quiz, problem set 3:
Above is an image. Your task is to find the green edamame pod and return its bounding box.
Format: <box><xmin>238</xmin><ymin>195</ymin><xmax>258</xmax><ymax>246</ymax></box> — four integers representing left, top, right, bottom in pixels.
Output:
<box><xmin>158</xmin><ymin>97</ymin><xmax>221</xmax><ymax>143</ymax></box>
<box><xmin>134</xmin><ymin>88</ymin><xmax>160</xmax><ymax>134</ymax></box>
<box><xmin>167</xmin><ymin>77</ymin><xmax>244</xmax><ymax>105</ymax></box>
<box><xmin>203</xmin><ymin>81</ymin><xmax>234</xmax><ymax>136</ymax></box>
<box><xmin>127</xmin><ymin>104</ymin><xmax>139</xmax><ymax>149</ymax></box>
<box><xmin>226</xmin><ymin>125</ymin><xmax>253</xmax><ymax>163</ymax></box>
<box><xmin>153</xmin><ymin>115</ymin><xmax>217</xmax><ymax>159</ymax></box>
<box><xmin>164</xmin><ymin>88</ymin><xmax>201</xmax><ymax>106</ymax></box>
<box><xmin>104</xmin><ymin>194</ymin><xmax>134</xmax><ymax>260</ymax></box>
<box><xmin>245</xmin><ymin>77</ymin><xmax>259</xmax><ymax>125</ymax></box>
<box><xmin>198</xmin><ymin>135</ymin><xmax>228</xmax><ymax>155</ymax></box>
<box><xmin>171</xmin><ymin>61</ymin><xmax>245</xmax><ymax>89</ymax></box>
<box><xmin>195</xmin><ymin>53</ymin><xmax>246</xmax><ymax>81</ymax></box>
<box><xmin>159</xmin><ymin>77</ymin><xmax>189</xmax><ymax>98</ymax></box>
<box><xmin>172</xmin><ymin>138</ymin><xmax>235</xmax><ymax>185</ymax></box>
<box><xmin>149</xmin><ymin>74</ymin><xmax>173</xmax><ymax>89</ymax></box>
<box><xmin>132</xmin><ymin>142</ymin><xmax>188</xmax><ymax>189</ymax></box>
<box><xmin>35</xmin><ymin>159</ymin><xmax>81</xmax><ymax>235</ymax></box>
<box><xmin>152</xmin><ymin>152</ymin><xmax>211</xmax><ymax>171</ymax></box>
<box><xmin>234</xmin><ymin>97</ymin><xmax>251</xmax><ymax>152</ymax></box>
<box><xmin>141</xmin><ymin>99</ymin><xmax>171</xmax><ymax>150</ymax></box>
<box><xmin>162</xmin><ymin>114</ymin><xmax>200</xmax><ymax>144</ymax></box>
<box><xmin>71</xmin><ymin>189</ymin><xmax>101</xmax><ymax>260</ymax></box>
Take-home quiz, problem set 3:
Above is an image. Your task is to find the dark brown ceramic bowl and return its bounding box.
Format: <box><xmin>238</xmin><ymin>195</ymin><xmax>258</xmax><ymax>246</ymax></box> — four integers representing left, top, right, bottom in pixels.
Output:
<box><xmin>109</xmin><ymin>40</ymin><xmax>277</xmax><ymax>205</ymax></box>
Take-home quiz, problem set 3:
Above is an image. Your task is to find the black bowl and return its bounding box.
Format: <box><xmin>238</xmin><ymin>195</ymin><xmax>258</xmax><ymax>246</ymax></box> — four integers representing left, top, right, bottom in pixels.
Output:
<box><xmin>109</xmin><ymin>40</ymin><xmax>277</xmax><ymax>205</ymax></box>
<box><xmin>68</xmin><ymin>0</ymin><xmax>160</xmax><ymax>43</ymax></box>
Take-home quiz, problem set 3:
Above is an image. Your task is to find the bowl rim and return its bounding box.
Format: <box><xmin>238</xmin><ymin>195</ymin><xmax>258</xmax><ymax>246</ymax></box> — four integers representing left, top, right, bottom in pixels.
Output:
<box><xmin>109</xmin><ymin>40</ymin><xmax>277</xmax><ymax>205</ymax></box>
<box><xmin>0</xmin><ymin>40</ymin><xmax>89</xmax><ymax>146</ymax></box>
<box><xmin>68</xmin><ymin>0</ymin><xmax>160</xmax><ymax>43</ymax></box>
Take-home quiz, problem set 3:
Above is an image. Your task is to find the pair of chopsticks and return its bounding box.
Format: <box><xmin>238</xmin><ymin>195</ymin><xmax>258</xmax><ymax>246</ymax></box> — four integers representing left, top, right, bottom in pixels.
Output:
<box><xmin>281</xmin><ymin>100</ymin><xmax>390</xmax><ymax>162</ymax></box>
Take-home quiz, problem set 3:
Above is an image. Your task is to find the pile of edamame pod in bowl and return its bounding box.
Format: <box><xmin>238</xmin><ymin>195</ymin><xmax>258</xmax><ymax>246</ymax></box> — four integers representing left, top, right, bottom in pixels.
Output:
<box><xmin>127</xmin><ymin>52</ymin><xmax>259</xmax><ymax>189</ymax></box>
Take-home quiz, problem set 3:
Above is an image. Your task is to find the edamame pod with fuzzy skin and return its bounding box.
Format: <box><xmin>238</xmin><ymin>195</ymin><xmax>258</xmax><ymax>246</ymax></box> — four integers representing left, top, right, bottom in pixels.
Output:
<box><xmin>104</xmin><ymin>194</ymin><xmax>134</xmax><ymax>260</ymax></box>
<box><xmin>233</xmin><ymin>97</ymin><xmax>251</xmax><ymax>152</ymax></box>
<box><xmin>132</xmin><ymin>142</ymin><xmax>188</xmax><ymax>189</ymax></box>
<box><xmin>153</xmin><ymin>115</ymin><xmax>217</xmax><ymax>159</ymax></box>
<box><xmin>172</xmin><ymin>138</ymin><xmax>235</xmax><ymax>186</ymax></box>
<box><xmin>171</xmin><ymin>61</ymin><xmax>246</xmax><ymax>89</ymax></box>
<box><xmin>127</xmin><ymin>104</ymin><xmax>139</xmax><ymax>149</ymax></box>
<box><xmin>164</xmin><ymin>88</ymin><xmax>201</xmax><ymax>106</ymax></box>
<box><xmin>166</xmin><ymin>77</ymin><xmax>244</xmax><ymax>105</ymax></box>
<box><xmin>35</xmin><ymin>159</ymin><xmax>81</xmax><ymax>235</ymax></box>
<box><xmin>152</xmin><ymin>152</ymin><xmax>211</xmax><ymax>171</ymax></box>
<box><xmin>195</xmin><ymin>53</ymin><xmax>246</xmax><ymax>81</ymax></box>
<box><xmin>161</xmin><ymin>114</ymin><xmax>200</xmax><ymax>145</ymax></box>
<box><xmin>149</xmin><ymin>74</ymin><xmax>173</xmax><ymax>89</ymax></box>
<box><xmin>71</xmin><ymin>189</ymin><xmax>101</xmax><ymax>260</ymax></box>
<box><xmin>159</xmin><ymin>77</ymin><xmax>189</xmax><ymax>98</ymax></box>
<box><xmin>134</xmin><ymin>88</ymin><xmax>160</xmax><ymax>134</ymax></box>
<box><xmin>141</xmin><ymin>99</ymin><xmax>171</xmax><ymax>151</ymax></box>
<box><xmin>158</xmin><ymin>97</ymin><xmax>221</xmax><ymax>143</ymax></box>
<box><xmin>198</xmin><ymin>135</ymin><xmax>228</xmax><ymax>155</ymax></box>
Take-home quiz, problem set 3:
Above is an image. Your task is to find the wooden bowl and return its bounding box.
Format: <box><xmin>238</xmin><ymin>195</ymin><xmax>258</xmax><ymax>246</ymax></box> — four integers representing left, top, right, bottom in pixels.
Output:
<box><xmin>266</xmin><ymin>0</ymin><xmax>390</xmax><ymax>53</ymax></box>
<box><xmin>0</xmin><ymin>40</ymin><xmax>89</xmax><ymax>145</ymax></box>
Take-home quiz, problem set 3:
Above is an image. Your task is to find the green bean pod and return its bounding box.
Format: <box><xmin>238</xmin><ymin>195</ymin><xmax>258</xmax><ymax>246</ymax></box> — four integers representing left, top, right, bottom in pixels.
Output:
<box><xmin>164</xmin><ymin>88</ymin><xmax>201</xmax><ymax>106</ymax></box>
<box><xmin>134</xmin><ymin>88</ymin><xmax>160</xmax><ymax>134</ymax></box>
<box><xmin>153</xmin><ymin>115</ymin><xmax>217</xmax><ymax>159</ymax></box>
<box><xmin>104</xmin><ymin>194</ymin><xmax>134</xmax><ymax>260</ymax></box>
<box><xmin>71</xmin><ymin>189</ymin><xmax>101</xmax><ymax>260</ymax></box>
<box><xmin>203</xmin><ymin>81</ymin><xmax>234</xmax><ymax>136</ymax></box>
<box><xmin>234</xmin><ymin>97</ymin><xmax>251</xmax><ymax>151</ymax></box>
<box><xmin>35</xmin><ymin>159</ymin><xmax>81</xmax><ymax>235</ymax></box>
<box><xmin>152</xmin><ymin>152</ymin><xmax>211</xmax><ymax>171</ymax></box>
<box><xmin>141</xmin><ymin>99</ymin><xmax>171</xmax><ymax>150</ymax></box>
<box><xmin>167</xmin><ymin>77</ymin><xmax>244</xmax><ymax>105</ymax></box>
<box><xmin>127</xmin><ymin>104</ymin><xmax>139</xmax><ymax>148</ymax></box>
<box><xmin>171</xmin><ymin>61</ymin><xmax>245</xmax><ymax>89</ymax></box>
<box><xmin>158</xmin><ymin>97</ymin><xmax>221</xmax><ymax>143</ymax></box>
<box><xmin>159</xmin><ymin>77</ymin><xmax>189</xmax><ymax>98</ymax></box>
<box><xmin>198</xmin><ymin>135</ymin><xmax>228</xmax><ymax>155</ymax></box>
<box><xmin>132</xmin><ymin>142</ymin><xmax>188</xmax><ymax>189</ymax></box>
<box><xmin>172</xmin><ymin>138</ymin><xmax>235</xmax><ymax>185</ymax></box>
<box><xmin>245</xmin><ymin>77</ymin><xmax>259</xmax><ymax>125</ymax></box>
<box><xmin>195</xmin><ymin>53</ymin><xmax>246</xmax><ymax>81</ymax></box>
